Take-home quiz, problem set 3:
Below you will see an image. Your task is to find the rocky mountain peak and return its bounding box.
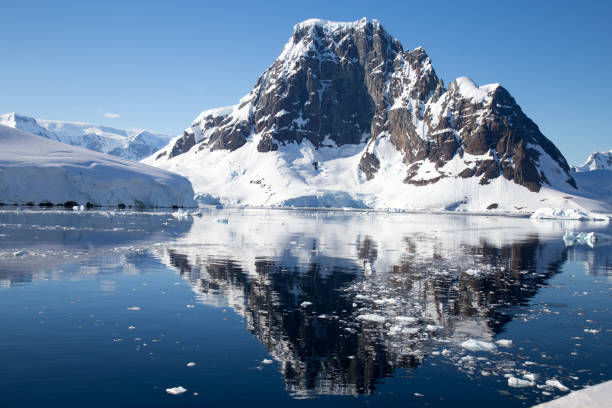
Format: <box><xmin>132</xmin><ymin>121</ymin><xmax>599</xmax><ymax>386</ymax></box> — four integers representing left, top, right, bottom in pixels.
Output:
<box><xmin>151</xmin><ymin>18</ymin><xmax>579</xmax><ymax>202</ymax></box>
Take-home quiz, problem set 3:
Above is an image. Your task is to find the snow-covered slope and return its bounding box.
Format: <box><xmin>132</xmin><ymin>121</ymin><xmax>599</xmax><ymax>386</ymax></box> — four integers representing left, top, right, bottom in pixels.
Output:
<box><xmin>0</xmin><ymin>112</ymin><xmax>172</xmax><ymax>161</ymax></box>
<box><xmin>0</xmin><ymin>125</ymin><xmax>195</xmax><ymax>207</ymax></box>
<box><xmin>145</xmin><ymin>18</ymin><xmax>609</xmax><ymax>213</ymax></box>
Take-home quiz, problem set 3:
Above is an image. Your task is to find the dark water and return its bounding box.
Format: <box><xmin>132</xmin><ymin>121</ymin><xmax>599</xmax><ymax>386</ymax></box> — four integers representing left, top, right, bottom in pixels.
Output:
<box><xmin>0</xmin><ymin>208</ymin><xmax>610</xmax><ymax>407</ymax></box>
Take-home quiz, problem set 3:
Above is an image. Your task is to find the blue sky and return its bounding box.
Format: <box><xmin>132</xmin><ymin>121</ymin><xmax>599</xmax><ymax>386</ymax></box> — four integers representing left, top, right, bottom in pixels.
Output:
<box><xmin>1</xmin><ymin>0</ymin><xmax>610</xmax><ymax>164</ymax></box>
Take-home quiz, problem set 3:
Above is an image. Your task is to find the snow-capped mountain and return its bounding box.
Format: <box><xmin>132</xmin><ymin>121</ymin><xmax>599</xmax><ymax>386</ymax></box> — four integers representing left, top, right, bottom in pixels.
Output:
<box><xmin>574</xmin><ymin>149</ymin><xmax>612</xmax><ymax>172</ymax></box>
<box><xmin>0</xmin><ymin>112</ymin><xmax>172</xmax><ymax>161</ymax></box>
<box><xmin>570</xmin><ymin>149</ymin><xmax>612</xmax><ymax>206</ymax></box>
<box><xmin>145</xmin><ymin>18</ymin><xmax>606</xmax><ymax>212</ymax></box>
<box><xmin>0</xmin><ymin>125</ymin><xmax>195</xmax><ymax>207</ymax></box>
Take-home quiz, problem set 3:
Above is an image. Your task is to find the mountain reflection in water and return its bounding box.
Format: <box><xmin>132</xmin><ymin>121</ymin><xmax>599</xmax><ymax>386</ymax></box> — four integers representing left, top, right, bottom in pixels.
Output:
<box><xmin>150</xmin><ymin>210</ymin><xmax>611</xmax><ymax>396</ymax></box>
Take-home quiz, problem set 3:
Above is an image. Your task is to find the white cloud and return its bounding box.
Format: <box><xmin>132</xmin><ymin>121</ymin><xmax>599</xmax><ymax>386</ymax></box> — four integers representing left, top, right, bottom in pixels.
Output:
<box><xmin>104</xmin><ymin>112</ymin><xmax>120</xmax><ymax>119</ymax></box>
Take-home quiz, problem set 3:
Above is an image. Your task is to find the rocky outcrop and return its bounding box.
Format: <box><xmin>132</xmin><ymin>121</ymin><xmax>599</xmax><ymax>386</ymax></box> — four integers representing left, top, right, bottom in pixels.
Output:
<box><xmin>154</xmin><ymin>18</ymin><xmax>576</xmax><ymax>194</ymax></box>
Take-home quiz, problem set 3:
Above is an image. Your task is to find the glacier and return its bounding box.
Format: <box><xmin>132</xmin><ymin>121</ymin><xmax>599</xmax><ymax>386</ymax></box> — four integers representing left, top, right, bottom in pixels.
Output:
<box><xmin>0</xmin><ymin>125</ymin><xmax>195</xmax><ymax>208</ymax></box>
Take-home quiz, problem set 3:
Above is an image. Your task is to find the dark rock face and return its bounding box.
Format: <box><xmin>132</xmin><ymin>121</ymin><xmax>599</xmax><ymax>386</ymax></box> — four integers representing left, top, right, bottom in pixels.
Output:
<box><xmin>161</xmin><ymin>18</ymin><xmax>576</xmax><ymax>192</ymax></box>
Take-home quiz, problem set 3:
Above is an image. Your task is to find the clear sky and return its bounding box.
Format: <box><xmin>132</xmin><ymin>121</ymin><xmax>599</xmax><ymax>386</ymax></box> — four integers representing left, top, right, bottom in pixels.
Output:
<box><xmin>1</xmin><ymin>0</ymin><xmax>610</xmax><ymax>164</ymax></box>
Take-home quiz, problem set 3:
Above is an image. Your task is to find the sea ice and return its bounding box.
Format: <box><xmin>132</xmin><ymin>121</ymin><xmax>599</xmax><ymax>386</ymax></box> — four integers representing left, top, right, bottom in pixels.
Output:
<box><xmin>545</xmin><ymin>380</ymin><xmax>569</xmax><ymax>392</ymax></box>
<box><xmin>357</xmin><ymin>314</ymin><xmax>386</xmax><ymax>323</ymax></box>
<box><xmin>166</xmin><ymin>386</ymin><xmax>187</xmax><ymax>395</ymax></box>
<box><xmin>496</xmin><ymin>339</ymin><xmax>513</xmax><ymax>347</ymax></box>
<box><xmin>584</xmin><ymin>328</ymin><xmax>601</xmax><ymax>334</ymax></box>
<box><xmin>395</xmin><ymin>316</ymin><xmax>417</xmax><ymax>324</ymax></box>
<box><xmin>508</xmin><ymin>377</ymin><xmax>535</xmax><ymax>388</ymax></box>
<box><xmin>461</xmin><ymin>339</ymin><xmax>496</xmax><ymax>352</ymax></box>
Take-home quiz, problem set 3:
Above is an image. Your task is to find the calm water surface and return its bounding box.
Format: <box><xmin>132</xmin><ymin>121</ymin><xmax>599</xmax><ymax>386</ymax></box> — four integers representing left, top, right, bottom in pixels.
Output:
<box><xmin>0</xmin><ymin>208</ymin><xmax>610</xmax><ymax>407</ymax></box>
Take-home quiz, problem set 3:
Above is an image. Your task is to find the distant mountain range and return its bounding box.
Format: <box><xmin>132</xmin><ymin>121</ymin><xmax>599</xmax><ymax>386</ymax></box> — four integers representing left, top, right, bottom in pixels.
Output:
<box><xmin>573</xmin><ymin>150</ymin><xmax>612</xmax><ymax>172</ymax></box>
<box><xmin>0</xmin><ymin>112</ymin><xmax>172</xmax><ymax>161</ymax></box>
<box><xmin>144</xmin><ymin>18</ymin><xmax>608</xmax><ymax>213</ymax></box>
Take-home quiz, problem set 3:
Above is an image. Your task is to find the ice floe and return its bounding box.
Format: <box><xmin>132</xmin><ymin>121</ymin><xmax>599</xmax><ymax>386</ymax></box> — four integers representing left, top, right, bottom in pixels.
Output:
<box><xmin>357</xmin><ymin>314</ymin><xmax>386</xmax><ymax>323</ymax></box>
<box><xmin>166</xmin><ymin>386</ymin><xmax>187</xmax><ymax>395</ymax></box>
<box><xmin>496</xmin><ymin>339</ymin><xmax>513</xmax><ymax>347</ymax></box>
<box><xmin>461</xmin><ymin>339</ymin><xmax>496</xmax><ymax>352</ymax></box>
<box><xmin>508</xmin><ymin>377</ymin><xmax>535</xmax><ymax>388</ymax></box>
<box><xmin>545</xmin><ymin>380</ymin><xmax>569</xmax><ymax>392</ymax></box>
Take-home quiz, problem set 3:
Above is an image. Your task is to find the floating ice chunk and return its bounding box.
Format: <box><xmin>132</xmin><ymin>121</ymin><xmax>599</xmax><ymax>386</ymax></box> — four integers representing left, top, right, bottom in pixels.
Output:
<box><xmin>496</xmin><ymin>339</ymin><xmax>513</xmax><ymax>347</ymax></box>
<box><xmin>357</xmin><ymin>314</ymin><xmax>386</xmax><ymax>323</ymax></box>
<box><xmin>166</xmin><ymin>386</ymin><xmax>187</xmax><ymax>395</ymax></box>
<box><xmin>395</xmin><ymin>316</ymin><xmax>417</xmax><ymax>324</ymax></box>
<box><xmin>128</xmin><ymin>325</ymin><xmax>136</xmax><ymax>330</ymax></box>
<box><xmin>374</xmin><ymin>298</ymin><xmax>398</xmax><ymax>305</ymax></box>
<box><xmin>545</xmin><ymin>379</ymin><xmax>569</xmax><ymax>392</ymax></box>
<box><xmin>461</xmin><ymin>339</ymin><xmax>496</xmax><ymax>352</ymax></box>
<box><xmin>464</xmin><ymin>268</ymin><xmax>481</xmax><ymax>276</ymax></box>
<box><xmin>508</xmin><ymin>377</ymin><xmax>535</xmax><ymax>388</ymax></box>
<box><xmin>186</xmin><ymin>304</ymin><xmax>195</xmax><ymax>309</ymax></box>
<box><xmin>12</xmin><ymin>250</ymin><xmax>27</xmax><ymax>257</ymax></box>
<box><xmin>402</xmin><ymin>327</ymin><xmax>420</xmax><ymax>335</ymax></box>
<box><xmin>530</xmin><ymin>207</ymin><xmax>609</xmax><ymax>221</ymax></box>
<box><xmin>441</xmin><ymin>349</ymin><xmax>451</xmax><ymax>357</ymax></box>
<box><xmin>300</xmin><ymin>301</ymin><xmax>313</xmax><ymax>307</ymax></box>
<box><xmin>564</xmin><ymin>231</ymin><xmax>612</xmax><ymax>248</ymax></box>
<box><xmin>426</xmin><ymin>324</ymin><xmax>443</xmax><ymax>332</ymax></box>
<box><xmin>127</xmin><ymin>307</ymin><xmax>140</xmax><ymax>311</ymax></box>
<box><xmin>584</xmin><ymin>328</ymin><xmax>601</xmax><ymax>334</ymax></box>
<box><xmin>524</xmin><ymin>373</ymin><xmax>538</xmax><ymax>382</ymax></box>
<box><xmin>186</xmin><ymin>362</ymin><xmax>196</xmax><ymax>367</ymax></box>
<box><xmin>262</xmin><ymin>359</ymin><xmax>273</xmax><ymax>364</ymax></box>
